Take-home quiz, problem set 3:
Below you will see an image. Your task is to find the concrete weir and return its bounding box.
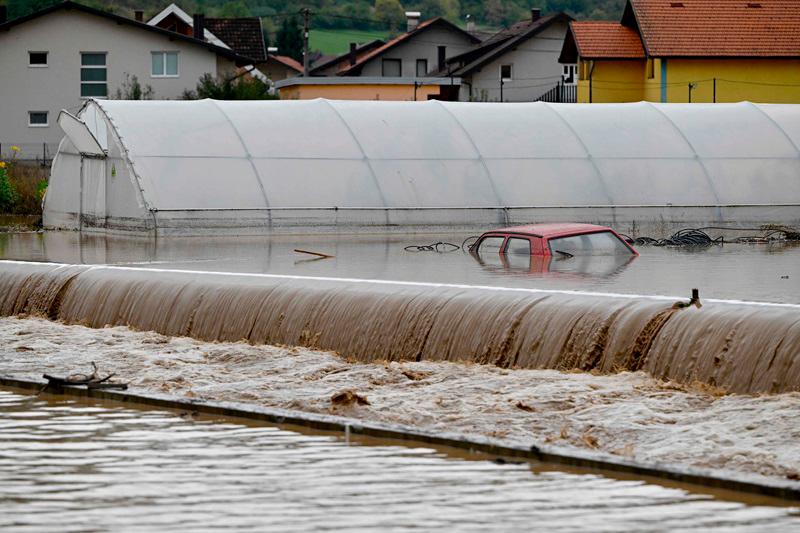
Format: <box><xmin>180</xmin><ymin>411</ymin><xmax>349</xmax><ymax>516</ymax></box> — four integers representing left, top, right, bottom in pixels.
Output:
<box><xmin>1</xmin><ymin>260</ymin><xmax>799</xmax><ymax>394</ymax></box>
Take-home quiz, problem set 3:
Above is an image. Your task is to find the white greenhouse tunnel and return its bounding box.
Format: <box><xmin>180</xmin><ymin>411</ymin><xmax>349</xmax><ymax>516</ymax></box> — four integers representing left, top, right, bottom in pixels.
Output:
<box><xmin>44</xmin><ymin>99</ymin><xmax>800</xmax><ymax>235</ymax></box>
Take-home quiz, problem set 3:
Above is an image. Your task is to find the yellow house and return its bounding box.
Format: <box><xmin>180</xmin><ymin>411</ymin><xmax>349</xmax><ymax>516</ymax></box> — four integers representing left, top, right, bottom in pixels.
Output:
<box><xmin>559</xmin><ymin>0</ymin><xmax>800</xmax><ymax>103</ymax></box>
<box><xmin>275</xmin><ymin>77</ymin><xmax>461</xmax><ymax>101</ymax></box>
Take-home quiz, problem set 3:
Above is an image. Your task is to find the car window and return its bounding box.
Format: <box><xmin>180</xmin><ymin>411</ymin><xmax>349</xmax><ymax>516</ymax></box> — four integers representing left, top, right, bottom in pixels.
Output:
<box><xmin>548</xmin><ymin>231</ymin><xmax>632</xmax><ymax>256</ymax></box>
<box><xmin>505</xmin><ymin>237</ymin><xmax>531</xmax><ymax>255</ymax></box>
<box><xmin>477</xmin><ymin>236</ymin><xmax>505</xmax><ymax>253</ymax></box>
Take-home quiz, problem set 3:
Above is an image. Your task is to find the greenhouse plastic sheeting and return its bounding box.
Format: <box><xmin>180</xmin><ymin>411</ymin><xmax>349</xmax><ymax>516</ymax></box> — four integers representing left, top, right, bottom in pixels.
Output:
<box><xmin>43</xmin><ymin>98</ymin><xmax>800</xmax><ymax>235</ymax></box>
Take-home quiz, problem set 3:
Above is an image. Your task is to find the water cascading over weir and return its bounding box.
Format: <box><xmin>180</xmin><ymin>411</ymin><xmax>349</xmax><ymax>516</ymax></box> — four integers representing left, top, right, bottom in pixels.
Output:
<box><xmin>2</xmin><ymin>261</ymin><xmax>798</xmax><ymax>394</ymax></box>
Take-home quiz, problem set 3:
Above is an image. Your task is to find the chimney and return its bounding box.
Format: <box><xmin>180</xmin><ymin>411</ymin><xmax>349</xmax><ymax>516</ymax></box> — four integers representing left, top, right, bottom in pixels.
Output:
<box><xmin>134</xmin><ymin>10</ymin><xmax>144</xmax><ymax>22</ymax></box>
<box><xmin>349</xmin><ymin>42</ymin><xmax>358</xmax><ymax>66</ymax></box>
<box><xmin>437</xmin><ymin>45</ymin><xmax>446</xmax><ymax>72</ymax></box>
<box><xmin>0</xmin><ymin>5</ymin><xmax>7</xmax><ymax>25</ymax></box>
<box><xmin>405</xmin><ymin>11</ymin><xmax>421</xmax><ymax>33</ymax></box>
<box><xmin>531</xmin><ymin>8</ymin><xmax>541</xmax><ymax>21</ymax></box>
<box><xmin>192</xmin><ymin>13</ymin><xmax>205</xmax><ymax>40</ymax></box>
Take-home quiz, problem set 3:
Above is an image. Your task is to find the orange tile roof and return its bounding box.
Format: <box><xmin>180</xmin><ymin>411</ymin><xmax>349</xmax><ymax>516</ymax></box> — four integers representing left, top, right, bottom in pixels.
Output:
<box><xmin>271</xmin><ymin>55</ymin><xmax>303</xmax><ymax>73</ymax></box>
<box><xmin>570</xmin><ymin>21</ymin><xmax>645</xmax><ymax>59</ymax></box>
<box><xmin>631</xmin><ymin>0</ymin><xmax>800</xmax><ymax>57</ymax></box>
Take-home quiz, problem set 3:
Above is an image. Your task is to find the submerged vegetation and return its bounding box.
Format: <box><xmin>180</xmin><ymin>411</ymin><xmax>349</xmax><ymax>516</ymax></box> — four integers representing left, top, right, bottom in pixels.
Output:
<box><xmin>0</xmin><ymin>147</ymin><xmax>48</xmax><ymax>219</ymax></box>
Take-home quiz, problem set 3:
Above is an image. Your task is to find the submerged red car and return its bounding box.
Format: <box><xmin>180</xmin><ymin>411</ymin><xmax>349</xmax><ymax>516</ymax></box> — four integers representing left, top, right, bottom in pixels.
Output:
<box><xmin>472</xmin><ymin>223</ymin><xmax>638</xmax><ymax>257</ymax></box>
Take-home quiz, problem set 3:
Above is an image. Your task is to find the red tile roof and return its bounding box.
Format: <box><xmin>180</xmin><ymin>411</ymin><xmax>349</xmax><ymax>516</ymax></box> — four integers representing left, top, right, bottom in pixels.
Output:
<box><xmin>631</xmin><ymin>0</ymin><xmax>800</xmax><ymax>57</ymax></box>
<box><xmin>570</xmin><ymin>21</ymin><xmax>645</xmax><ymax>59</ymax></box>
<box><xmin>271</xmin><ymin>55</ymin><xmax>303</xmax><ymax>73</ymax></box>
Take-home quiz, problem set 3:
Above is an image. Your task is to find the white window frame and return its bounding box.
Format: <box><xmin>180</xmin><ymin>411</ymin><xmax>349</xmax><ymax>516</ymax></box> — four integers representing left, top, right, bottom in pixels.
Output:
<box><xmin>28</xmin><ymin>111</ymin><xmax>49</xmax><ymax>127</ymax></box>
<box><xmin>500</xmin><ymin>64</ymin><xmax>513</xmax><ymax>82</ymax></box>
<box><xmin>562</xmin><ymin>64</ymin><xmax>577</xmax><ymax>85</ymax></box>
<box><xmin>28</xmin><ymin>51</ymin><xmax>48</xmax><ymax>68</ymax></box>
<box><xmin>80</xmin><ymin>52</ymin><xmax>108</xmax><ymax>99</ymax></box>
<box><xmin>151</xmin><ymin>51</ymin><xmax>180</xmax><ymax>78</ymax></box>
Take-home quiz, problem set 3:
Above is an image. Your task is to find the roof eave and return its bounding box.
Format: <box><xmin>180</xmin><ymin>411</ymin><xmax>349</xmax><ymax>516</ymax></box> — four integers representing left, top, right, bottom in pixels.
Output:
<box><xmin>308</xmin><ymin>39</ymin><xmax>384</xmax><ymax>75</ymax></box>
<box><xmin>338</xmin><ymin>17</ymin><xmax>481</xmax><ymax>75</ymax></box>
<box><xmin>625</xmin><ymin>0</ymin><xmax>651</xmax><ymax>57</ymax></box>
<box><xmin>455</xmin><ymin>13</ymin><xmax>573</xmax><ymax>76</ymax></box>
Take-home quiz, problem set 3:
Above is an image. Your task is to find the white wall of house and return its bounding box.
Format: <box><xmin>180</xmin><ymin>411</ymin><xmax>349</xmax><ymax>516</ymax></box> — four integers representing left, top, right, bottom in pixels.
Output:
<box><xmin>0</xmin><ymin>9</ymin><xmax>237</xmax><ymax>159</ymax></box>
<box><xmin>459</xmin><ymin>22</ymin><xmax>569</xmax><ymax>102</ymax></box>
<box><xmin>357</xmin><ymin>26</ymin><xmax>475</xmax><ymax>78</ymax></box>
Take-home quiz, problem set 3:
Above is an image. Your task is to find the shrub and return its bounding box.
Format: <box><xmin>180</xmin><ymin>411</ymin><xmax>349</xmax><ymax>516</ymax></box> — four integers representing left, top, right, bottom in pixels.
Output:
<box><xmin>181</xmin><ymin>73</ymin><xmax>277</xmax><ymax>100</ymax></box>
<box><xmin>0</xmin><ymin>161</ymin><xmax>18</xmax><ymax>213</ymax></box>
<box><xmin>0</xmin><ymin>147</ymin><xmax>48</xmax><ymax>215</ymax></box>
<box><xmin>114</xmin><ymin>73</ymin><xmax>154</xmax><ymax>100</ymax></box>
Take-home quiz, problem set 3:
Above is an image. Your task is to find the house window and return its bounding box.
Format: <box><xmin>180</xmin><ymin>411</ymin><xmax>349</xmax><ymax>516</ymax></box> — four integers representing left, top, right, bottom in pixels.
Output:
<box><xmin>28</xmin><ymin>51</ymin><xmax>48</xmax><ymax>67</ymax></box>
<box><xmin>562</xmin><ymin>64</ymin><xmax>576</xmax><ymax>85</ymax></box>
<box><xmin>81</xmin><ymin>52</ymin><xmax>107</xmax><ymax>98</ymax></box>
<box><xmin>382</xmin><ymin>58</ymin><xmax>401</xmax><ymax>77</ymax></box>
<box><xmin>646</xmin><ymin>58</ymin><xmax>655</xmax><ymax>79</ymax></box>
<box><xmin>28</xmin><ymin>111</ymin><xmax>49</xmax><ymax>127</ymax></box>
<box><xmin>151</xmin><ymin>51</ymin><xmax>179</xmax><ymax>77</ymax></box>
<box><xmin>416</xmin><ymin>59</ymin><xmax>428</xmax><ymax>77</ymax></box>
<box><xmin>500</xmin><ymin>64</ymin><xmax>513</xmax><ymax>81</ymax></box>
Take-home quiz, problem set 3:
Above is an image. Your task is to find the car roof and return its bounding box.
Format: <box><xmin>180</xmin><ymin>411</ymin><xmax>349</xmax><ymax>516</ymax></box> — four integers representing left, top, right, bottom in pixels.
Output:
<box><xmin>486</xmin><ymin>223</ymin><xmax>614</xmax><ymax>238</ymax></box>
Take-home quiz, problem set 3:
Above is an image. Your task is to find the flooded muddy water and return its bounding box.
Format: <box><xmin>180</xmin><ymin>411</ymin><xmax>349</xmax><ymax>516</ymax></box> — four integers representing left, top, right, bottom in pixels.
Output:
<box><xmin>3</xmin><ymin>316</ymin><xmax>800</xmax><ymax>484</ymax></box>
<box><xmin>1</xmin><ymin>388</ymin><xmax>799</xmax><ymax>532</ymax></box>
<box><xmin>2</xmin><ymin>260</ymin><xmax>798</xmax><ymax>394</ymax></box>
<box><xmin>0</xmin><ymin>231</ymin><xmax>798</xmax><ymax>303</ymax></box>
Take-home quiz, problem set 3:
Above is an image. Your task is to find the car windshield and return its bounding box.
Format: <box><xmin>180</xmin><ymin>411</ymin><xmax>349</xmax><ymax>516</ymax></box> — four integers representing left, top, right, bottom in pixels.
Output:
<box><xmin>476</xmin><ymin>236</ymin><xmax>505</xmax><ymax>253</ymax></box>
<box><xmin>548</xmin><ymin>231</ymin><xmax>632</xmax><ymax>256</ymax></box>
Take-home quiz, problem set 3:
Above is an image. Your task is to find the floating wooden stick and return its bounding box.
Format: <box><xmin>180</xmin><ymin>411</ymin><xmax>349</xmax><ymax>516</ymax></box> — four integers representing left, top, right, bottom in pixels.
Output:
<box><xmin>41</xmin><ymin>362</ymin><xmax>128</xmax><ymax>392</ymax></box>
<box><xmin>294</xmin><ymin>249</ymin><xmax>334</xmax><ymax>259</ymax></box>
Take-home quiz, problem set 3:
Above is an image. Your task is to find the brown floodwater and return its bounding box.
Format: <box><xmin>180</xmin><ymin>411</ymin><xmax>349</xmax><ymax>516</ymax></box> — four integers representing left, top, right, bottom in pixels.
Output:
<box><xmin>1</xmin><ymin>388</ymin><xmax>798</xmax><ymax>532</ymax></box>
<box><xmin>0</xmin><ymin>231</ymin><xmax>798</xmax><ymax>303</ymax></box>
<box><xmin>1</xmin><ymin>260</ymin><xmax>798</xmax><ymax>394</ymax></box>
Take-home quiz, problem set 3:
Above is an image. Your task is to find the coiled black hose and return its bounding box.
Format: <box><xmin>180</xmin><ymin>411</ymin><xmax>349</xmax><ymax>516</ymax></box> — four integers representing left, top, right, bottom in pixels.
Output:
<box><xmin>622</xmin><ymin>226</ymin><xmax>799</xmax><ymax>247</ymax></box>
<box><xmin>403</xmin><ymin>242</ymin><xmax>460</xmax><ymax>253</ymax></box>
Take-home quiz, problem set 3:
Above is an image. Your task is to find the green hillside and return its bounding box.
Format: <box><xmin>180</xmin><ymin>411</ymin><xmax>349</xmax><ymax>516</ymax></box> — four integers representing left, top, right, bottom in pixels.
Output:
<box><xmin>310</xmin><ymin>28</ymin><xmax>390</xmax><ymax>55</ymax></box>
<box><xmin>4</xmin><ymin>1</ymin><xmax>627</xmax><ymax>29</ymax></box>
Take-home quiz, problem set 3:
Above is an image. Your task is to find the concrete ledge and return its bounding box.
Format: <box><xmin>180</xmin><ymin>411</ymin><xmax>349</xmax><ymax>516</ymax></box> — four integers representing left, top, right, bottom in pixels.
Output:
<box><xmin>2</xmin><ymin>375</ymin><xmax>799</xmax><ymax>501</ymax></box>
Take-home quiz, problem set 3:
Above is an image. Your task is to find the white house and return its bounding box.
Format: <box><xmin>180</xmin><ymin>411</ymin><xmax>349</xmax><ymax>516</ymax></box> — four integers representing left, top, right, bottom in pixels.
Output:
<box><xmin>443</xmin><ymin>10</ymin><xmax>574</xmax><ymax>102</ymax></box>
<box><xmin>0</xmin><ymin>1</ymin><xmax>255</xmax><ymax>161</ymax></box>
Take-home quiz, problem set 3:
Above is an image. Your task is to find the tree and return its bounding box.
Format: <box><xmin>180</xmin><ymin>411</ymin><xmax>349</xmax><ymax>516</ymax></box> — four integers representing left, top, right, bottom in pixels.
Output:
<box><xmin>412</xmin><ymin>0</ymin><xmax>460</xmax><ymax>21</ymax></box>
<box><xmin>218</xmin><ymin>0</ymin><xmax>251</xmax><ymax>18</ymax></box>
<box><xmin>7</xmin><ymin>0</ymin><xmax>59</xmax><ymax>20</ymax></box>
<box><xmin>181</xmin><ymin>73</ymin><xmax>277</xmax><ymax>100</ymax></box>
<box><xmin>276</xmin><ymin>16</ymin><xmax>303</xmax><ymax>63</ymax></box>
<box><xmin>374</xmin><ymin>0</ymin><xmax>405</xmax><ymax>32</ymax></box>
<box><xmin>482</xmin><ymin>0</ymin><xmax>508</xmax><ymax>26</ymax></box>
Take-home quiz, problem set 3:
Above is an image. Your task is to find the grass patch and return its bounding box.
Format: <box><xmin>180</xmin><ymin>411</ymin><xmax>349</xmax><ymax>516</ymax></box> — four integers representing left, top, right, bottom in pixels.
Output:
<box><xmin>310</xmin><ymin>28</ymin><xmax>390</xmax><ymax>55</ymax></box>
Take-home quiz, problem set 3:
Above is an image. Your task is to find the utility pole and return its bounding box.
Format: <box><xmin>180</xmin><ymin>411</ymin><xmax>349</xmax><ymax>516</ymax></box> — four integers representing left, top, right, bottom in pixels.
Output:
<box><xmin>500</xmin><ymin>78</ymin><xmax>504</xmax><ymax>102</ymax></box>
<box><xmin>301</xmin><ymin>8</ymin><xmax>311</xmax><ymax>76</ymax></box>
<box><xmin>713</xmin><ymin>78</ymin><xmax>717</xmax><ymax>103</ymax></box>
<box><xmin>688</xmin><ymin>82</ymin><xmax>696</xmax><ymax>103</ymax></box>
